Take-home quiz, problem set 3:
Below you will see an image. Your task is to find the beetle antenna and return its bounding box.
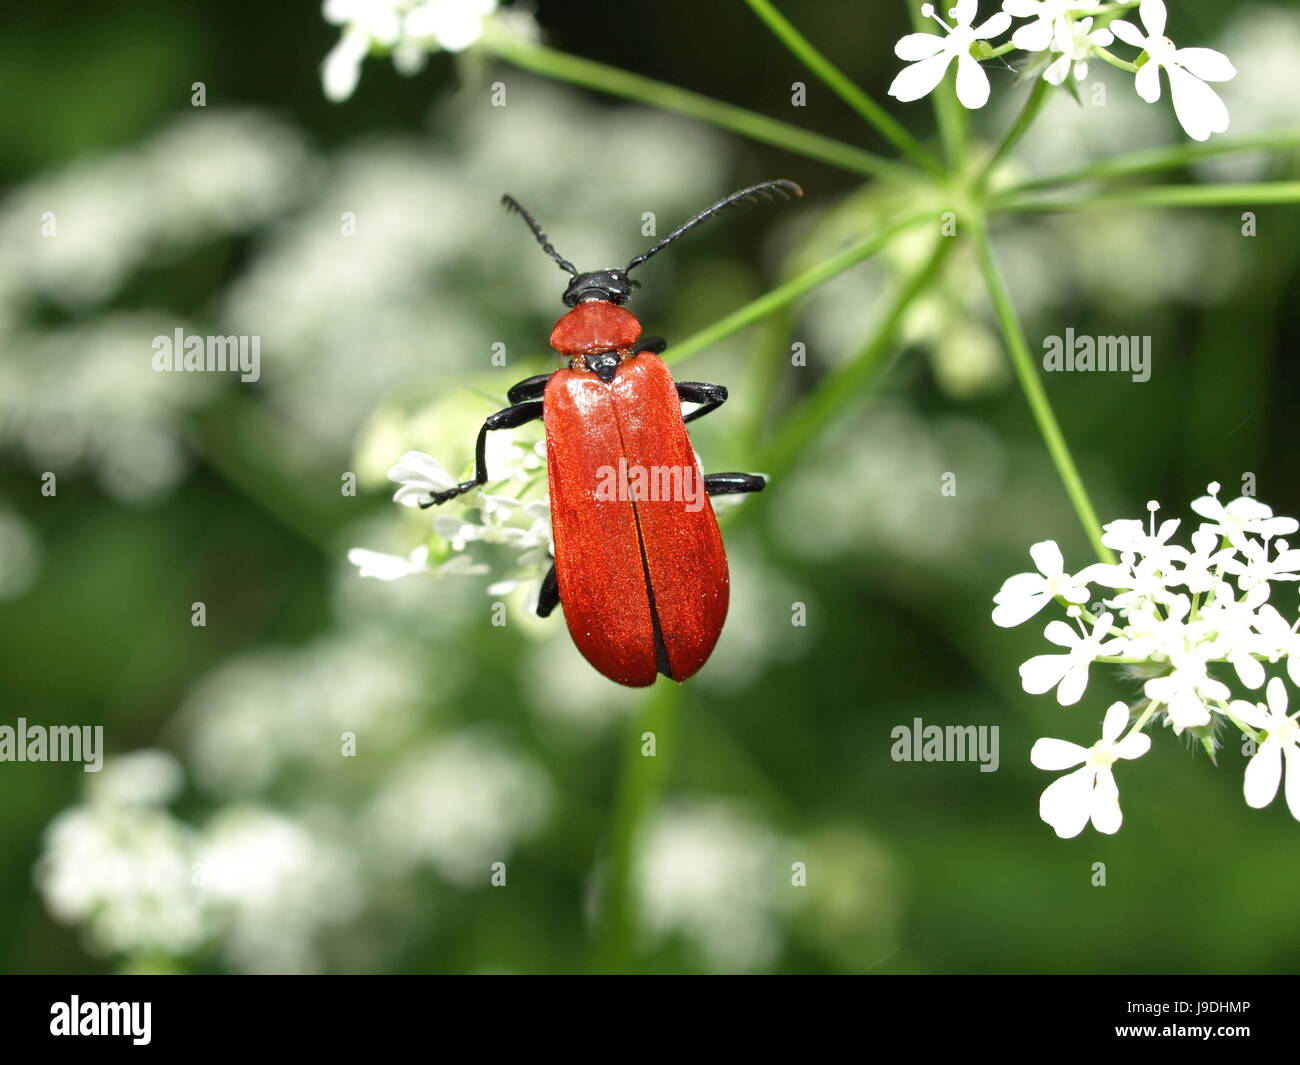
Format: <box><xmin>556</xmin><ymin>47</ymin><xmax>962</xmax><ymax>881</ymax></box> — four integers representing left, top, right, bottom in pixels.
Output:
<box><xmin>624</xmin><ymin>179</ymin><xmax>802</xmax><ymax>273</ymax></box>
<box><xmin>501</xmin><ymin>195</ymin><xmax>579</xmax><ymax>276</ymax></box>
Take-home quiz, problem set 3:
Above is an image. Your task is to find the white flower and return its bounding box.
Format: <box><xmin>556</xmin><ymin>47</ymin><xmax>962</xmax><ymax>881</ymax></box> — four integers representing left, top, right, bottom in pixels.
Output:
<box><xmin>363</xmin><ymin>731</ymin><xmax>551</xmax><ymax>885</ymax></box>
<box><xmin>348</xmin><ymin>544</ymin><xmax>433</xmax><ymax>579</ymax></box>
<box><xmin>1111</xmin><ymin>0</ymin><xmax>1235</xmax><ymax>141</ymax></box>
<box><xmin>321</xmin><ymin>0</ymin><xmax>403</xmax><ymax>102</ymax></box>
<box><xmin>1003</xmin><ymin>0</ymin><xmax>1099</xmax><ymax>55</ymax></box>
<box><xmin>404</xmin><ymin>0</ymin><xmax>495</xmax><ymax>52</ymax></box>
<box><xmin>890</xmin><ymin>1</ymin><xmax>1013</xmax><ymax>110</ymax></box>
<box><xmin>1190</xmin><ymin>482</ymin><xmax>1298</xmax><ymax>546</ymax></box>
<box><xmin>433</xmin><ymin>494</ymin><xmax>551</xmax><ymax>552</ymax></box>
<box><xmin>320</xmin><ymin>0</ymin><xmax>498</xmax><ymax>102</ymax></box>
<box><xmin>992</xmin><ymin>539</ymin><xmax>1096</xmax><ymax>627</ymax></box>
<box><xmin>1221</xmin><ymin>537</ymin><xmax>1300</xmax><ymax>593</ymax></box>
<box><xmin>635</xmin><ymin>801</ymin><xmax>791</xmax><ymax>973</ymax></box>
<box><xmin>1043</xmin><ymin>16</ymin><xmax>1113</xmax><ymax>86</ymax></box>
<box><xmin>1232</xmin><ymin>677</ymin><xmax>1300</xmax><ymax>820</ymax></box>
<box><xmin>1251</xmin><ymin>605</ymin><xmax>1300</xmax><ymax>686</ymax></box>
<box><xmin>1171</xmin><ymin>527</ymin><xmax>1235</xmax><ymax>594</ymax></box>
<box><xmin>1100</xmin><ymin>503</ymin><xmax>1186</xmax><ymax>562</ymax></box>
<box><xmin>348</xmin><ymin>544</ymin><xmax>487</xmax><ymax>580</ymax></box>
<box><xmin>387</xmin><ymin>449</ymin><xmax>459</xmax><ymax>507</ymax></box>
<box><xmin>1143</xmin><ymin>649</ymin><xmax>1230</xmax><ymax>732</ymax></box>
<box><xmin>1100</xmin><ymin>553</ymin><xmax>1182</xmax><ymax>616</ymax></box>
<box><xmin>1200</xmin><ymin>583</ymin><xmax>1268</xmax><ymax>690</ymax></box>
<box><xmin>1019</xmin><ymin>610</ymin><xmax>1120</xmax><ymax>705</ymax></box>
<box><xmin>1030</xmin><ymin>701</ymin><xmax>1150</xmax><ymax>838</ymax></box>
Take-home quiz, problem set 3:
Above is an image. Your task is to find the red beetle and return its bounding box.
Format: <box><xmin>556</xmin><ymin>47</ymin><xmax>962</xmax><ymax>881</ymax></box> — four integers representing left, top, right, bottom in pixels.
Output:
<box><xmin>423</xmin><ymin>180</ymin><xmax>802</xmax><ymax>686</ymax></box>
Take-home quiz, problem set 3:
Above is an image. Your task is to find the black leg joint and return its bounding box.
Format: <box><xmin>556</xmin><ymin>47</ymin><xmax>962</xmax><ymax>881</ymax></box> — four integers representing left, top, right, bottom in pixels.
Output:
<box><xmin>704</xmin><ymin>472</ymin><xmax>766</xmax><ymax>496</ymax></box>
<box><xmin>676</xmin><ymin>381</ymin><xmax>728</xmax><ymax>424</ymax></box>
<box><xmin>537</xmin><ymin>563</ymin><xmax>560</xmax><ymax>618</ymax></box>
<box><xmin>418</xmin><ymin>399</ymin><xmax>544</xmax><ymax>507</ymax></box>
<box><xmin>507</xmin><ymin>373</ymin><xmax>552</xmax><ymax>404</ymax></box>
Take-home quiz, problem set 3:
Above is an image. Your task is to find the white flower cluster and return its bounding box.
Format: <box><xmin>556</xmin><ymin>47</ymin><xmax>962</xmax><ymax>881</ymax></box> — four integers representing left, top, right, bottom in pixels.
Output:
<box><xmin>36</xmin><ymin>751</ymin><xmax>360</xmax><ymax>971</ymax></box>
<box><xmin>892</xmin><ymin>0</ymin><xmax>1235</xmax><ymax>141</ymax></box>
<box><xmin>321</xmin><ymin>0</ymin><xmax>505</xmax><ymax>102</ymax></box>
<box><xmin>348</xmin><ymin>446</ymin><xmax>554</xmax><ymax>607</ymax></box>
<box><xmin>994</xmin><ymin>484</ymin><xmax>1300</xmax><ymax>837</ymax></box>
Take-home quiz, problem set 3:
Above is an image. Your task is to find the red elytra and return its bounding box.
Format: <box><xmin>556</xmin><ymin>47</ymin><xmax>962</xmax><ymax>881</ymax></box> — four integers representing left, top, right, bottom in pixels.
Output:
<box><xmin>544</xmin><ymin>332</ymin><xmax>728</xmax><ymax>686</ymax></box>
<box><xmin>418</xmin><ymin>181</ymin><xmax>800</xmax><ymax>686</ymax></box>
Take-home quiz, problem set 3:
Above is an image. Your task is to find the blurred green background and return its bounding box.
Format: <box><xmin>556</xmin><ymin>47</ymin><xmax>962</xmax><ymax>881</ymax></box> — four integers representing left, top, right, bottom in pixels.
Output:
<box><xmin>2</xmin><ymin>0</ymin><xmax>1299</xmax><ymax>974</ymax></box>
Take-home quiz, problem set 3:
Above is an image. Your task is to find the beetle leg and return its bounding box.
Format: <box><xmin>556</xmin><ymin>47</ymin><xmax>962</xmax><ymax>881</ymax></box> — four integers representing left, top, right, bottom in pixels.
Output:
<box><xmin>419</xmin><ymin>399</ymin><xmax>544</xmax><ymax>507</ymax></box>
<box><xmin>632</xmin><ymin>336</ymin><xmax>668</xmax><ymax>355</ymax></box>
<box><xmin>507</xmin><ymin>373</ymin><xmax>552</xmax><ymax>404</ymax></box>
<box><xmin>536</xmin><ymin>563</ymin><xmax>560</xmax><ymax>618</ymax></box>
<box><xmin>704</xmin><ymin>472</ymin><xmax>766</xmax><ymax>496</ymax></box>
<box><xmin>675</xmin><ymin>381</ymin><xmax>728</xmax><ymax>424</ymax></box>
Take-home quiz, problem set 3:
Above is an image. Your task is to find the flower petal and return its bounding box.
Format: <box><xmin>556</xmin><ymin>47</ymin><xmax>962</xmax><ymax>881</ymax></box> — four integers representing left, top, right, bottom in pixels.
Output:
<box><xmin>1101</xmin><ymin>701</ymin><xmax>1130</xmax><ymax>742</ymax></box>
<box><xmin>1166</xmin><ymin>64</ymin><xmax>1229</xmax><ymax>141</ymax></box>
<box><xmin>1030</xmin><ymin>737</ymin><xmax>1087</xmax><ymax>771</ymax></box>
<box><xmin>955</xmin><ymin>53</ymin><xmax>993</xmax><ymax>109</ymax></box>
<box><xmin>1020</xmin><ymin>653</ymin><xmax>1071</xmax><ymax>695</ymax></box>
<box><xmin>974</xmin><ymin>12</ymin><xmax>1012</xmax><ymax>40</ymax></box>
<box><xmin>1109</xmin><ymin>19</ymin><xmax>1146</xmax><ymax>50</ymax></box>
<box><xmin>1039</xmin><ymin>768</ymin><xmax>1095</xmax><ymax>838</ymax></box>
<box><xmin>1174</xmin><ymin>47</ymin><xmax>1236</xmax><ymax>83</ymax></box>
<box><xmin>1055</xmin><ymin>663</ymin><xmax>1090</xmax><ymax>706</ymax></box>
<box><xmin>888</xmin><ymin>53</ymin><xmax>954</xmax><ymax>102</ymax></box>
<box><xmin>1037</xmin><ymin>623</ymin><xmax>1080</xmax><ymax>654</ymax></box>
<box><xmin>1029</xmin><ymin>539</ymin><xmax>1064</xmax><ymax>578</ymax></box>
<box><xmin>1043</xmin><ymin>54</ymin><xmax>1071</xmax><ymax>86</ymax></box>
<box><xmin>1134</xmin><ymin>61</ymin><xmax>1162</xmax><ymax>104</ymax></box>
<box><xmin>1011</xmin><ymin>19</ymin><xmax>1053</xmax><ymax>52</ymax></box>
<box><xmin>322</xmin><ymin>29</ymin><xmax>369</xmax><ymax>103</ymax></box>
<box><xmin>1284</xmin><ymin>746</ymin><xmax>1300</xmax><ymax>822</ymax></box>
<box><xmin>895</xmin><ymin>31</ymin><xmax>946</xmax><ymax>61</ymax></box>
<box><xmin>347</xmin><ymin>547</ymin><xmax>426</xmax><ymax>580</ymax></box>
<box><xmin>1244</xmin><ymin>743</ymin><xmax>1282</xmax><ymax>809</ymax></box>
<box><xmin>1266</xmin><ymin>675</ymin><xmax>1289</xmax><ymax>716</ymax></box>
<box><xmin>1232</xmin><ymin>652</ymin><xmax>1265</xmax><ymax>691</ymax></box>
<box><xmin>1138</xmin><ymin>0</ymin><xmax>1166</xmax><ymax>39</ymax></box>
<box><xmin>1231</xmin><ymin>699</ymin><xmax>1269</xmax><ymax>731</ymax></box>
<box><xmin>1089</xmin><ymin>768</ymin><xmax>1123</xmax><ymax>835</ymax></box>
<box><xmin>992</xmin><ymin>588</ymin><xmax>1049</xmax><ymax>628</ymax></box>
<box><xmin>1113</xmin><ymin>732</ymin><xmax>1151</xmax><ymax>760</ymax></box>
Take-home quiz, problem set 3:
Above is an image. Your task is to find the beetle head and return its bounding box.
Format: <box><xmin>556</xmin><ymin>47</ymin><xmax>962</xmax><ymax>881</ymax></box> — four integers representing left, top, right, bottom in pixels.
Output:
<box><xmin>561</xmin><ymin>269</ymin><xmax>634</xmax><ymax>307</ymax></box>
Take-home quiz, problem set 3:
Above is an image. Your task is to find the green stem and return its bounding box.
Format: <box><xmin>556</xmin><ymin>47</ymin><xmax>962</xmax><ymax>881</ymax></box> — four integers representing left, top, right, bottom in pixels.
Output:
<box><xmin>1216</xmin><ymin>701</ymin><xmax>1262</xmax><ymax>744</ymax></box>
<box><xmin>1126</xmin><ymin>699</ymin><xmax>1159</xmax><ymax>737</ymax></box>
<box><xmin>970</xmin><ymin>217</ymin><xmax>1114</xmax><ymax>563</ymax></box>
<box><xmin>664</xmin><ymin>210</ymin><xmax>931</xmax><ymax>366</ymax></box>
<box><xmin>909</xmin><ymin>4</ymin><xmax>965</xmax><ymax>169</ymax></box>
<box><xmin>977</xmin><ymin>75</ymin><xmax>1050</xmax><ymax>191</ymax></box>
<box><xmin>483</xmin><ymin>32</ymin><xmax>914</xmax><ymax>182</ymax></box>
<box><xmin>597</xmin><ymin>682</ymin><xmax>679</xmax><ymax>972</ymax></box>
<box><xmin>758</xmin><ymin>234</ymin><xmax>954</xmax><ymax>481</ymax></box>
<box><xmin>743</xmin><ymin>0</ymin><xmax>944</xmax><ymax>175</ymax></box>
<box><xmin>1003</xmin><ymin>129</ymin><xmax>1300</xmax><ymax>195</ymax></box>
<box><xmin>1094</xmin><ymin>46</ymin><xmax>1140</xmax><ymax>74</ymax></box>
<box><xmin>994</xmin><ymin>181</ymin><xmax>1300</xmax><ymax>212</ymax></box>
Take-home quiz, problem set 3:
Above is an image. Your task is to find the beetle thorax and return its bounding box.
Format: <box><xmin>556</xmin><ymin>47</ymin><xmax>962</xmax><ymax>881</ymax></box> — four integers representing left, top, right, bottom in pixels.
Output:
<box><xmin>550</xmin><ymin>301</ymin><xmax>642</xmax><ymax>358</ymax></box>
